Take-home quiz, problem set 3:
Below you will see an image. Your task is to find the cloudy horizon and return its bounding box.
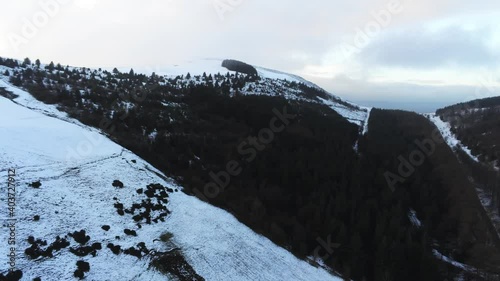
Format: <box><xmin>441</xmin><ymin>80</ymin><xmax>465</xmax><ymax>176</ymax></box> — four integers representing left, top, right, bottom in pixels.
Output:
<box><xmin>1</xmin><ymin>0</ymin><xmax>500</xmax><ymax>112</ymax></box>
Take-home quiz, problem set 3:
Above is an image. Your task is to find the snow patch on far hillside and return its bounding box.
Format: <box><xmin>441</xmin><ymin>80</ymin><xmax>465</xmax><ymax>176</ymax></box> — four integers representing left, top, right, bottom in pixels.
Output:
<box><xmin>433</xmin><ymin>250</ymin><xmax>475</xmax><ymax>272</ymax></box>
<box><xmin>255</xmin><ymin>66</ymin><xmax>322</xmax><ymax>90</ymax></box>
<box><xmin>408</xmin><ymin>209</ymin><xmax>422</xmax><ymax>227</ymax></box>
<box><xmin>424</xmin><ymin>113</ymin><xmax>479</xmax><ymax>162</ymax></box>
<box><xmin>318</xmin><ymin>97</ymin><xmax>369</xmax><ymax>127</ymax></box>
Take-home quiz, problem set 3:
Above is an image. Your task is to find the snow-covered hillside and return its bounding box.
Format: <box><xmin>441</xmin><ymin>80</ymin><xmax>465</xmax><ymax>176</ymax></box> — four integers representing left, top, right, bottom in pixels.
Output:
<box><xmin>1</xmin><ymin>58</ymin><xmax>370</xmax><ymax>133</ymax></box>
<box><xmin>0</xmin><ymin>81</ymin><xmax>342</xmax><ymax>280</ymax></box>
<box><xmin>137</xmin><ymin>58</ymin><xmax>370</xmax><ymax>129</ymax></box>
<box><xmin>424</xmin><ymin>113</ymin><xmax>479</xmax><ymax>162</ymax></box>
<box><xmin>135</xmin><ymin>58</ymin><xmax>236</xmax><ymax>78</ymax></box>
<box><xmin>425</xmin><ymin>113</ymin><xmax>500</xmax><ymax>240</ymax></box>
<box><xmin>237</xmin><ymin>60</ymin><xmax>371</xmax><ymax>129</ymax></box>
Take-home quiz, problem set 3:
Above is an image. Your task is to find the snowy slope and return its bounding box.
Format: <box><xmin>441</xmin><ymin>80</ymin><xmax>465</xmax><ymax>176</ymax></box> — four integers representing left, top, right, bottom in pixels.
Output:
<box><xmin>0</xmin><ymin>82</ymin><xmax>342</xmax><ymax>280</ymax></box>
<box><xmin>424</xmin><ymin>113</ymin><xmax>479</xmax><ymax>162</ymax></box>
<box><xmin>317</xmin><ymin>97</ymin><xmax>370</xmax><ymax>127</ymax></box>
<box><xmin>147</xmin><ymin>58</ymin><xmax>318</xmax><ymax>87</ymax></box>
<box><xmin>254</xmin><ymin>66</ymin><xmax>322</xmax><ymax>90</ymax></box>
<box><xmin>142</xmin><ymin>58</ymin><xmax>370</xmax><ymax>128</ymax></box>
<box><xmin>141</xmin><ymin>58</ymin><xmax>238</xmax><ymax>78</ymax></box>
<box><xmin>239</xmin><ymin>61</ymin><xmax>370</xmax><ymax>128</ymax></box>
<box><xmin>1</xmin><ymin>58</ymin><xmax>370</xmax><ymax>131</ymax></box>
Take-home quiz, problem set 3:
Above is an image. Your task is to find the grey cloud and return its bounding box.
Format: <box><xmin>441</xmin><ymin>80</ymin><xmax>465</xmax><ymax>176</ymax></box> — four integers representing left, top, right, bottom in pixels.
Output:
<box><xmin>2</xmin><ymin>0</ymin><xmax>500</xmax><ymax>112</ymax></box>
<box><xmin>358</xmin><ymin>26</ymin><xmax>498</xmax><ymax>69</ymax></box>
<box><xmin>306</xmin><ymin>74</ymin><xmax>499</xmax><ymax>113</ymax></box>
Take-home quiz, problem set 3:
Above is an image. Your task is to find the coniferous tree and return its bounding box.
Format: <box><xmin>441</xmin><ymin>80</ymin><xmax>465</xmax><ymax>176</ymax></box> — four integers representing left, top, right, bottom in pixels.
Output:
<box><xmin>46</xmin><ymin>61</ymin><xmax>55</xmax><ymax>72</ymax></box>
<box><xmin>22</xmin><ymin>57</ymin><xmax>31</xmax><ymax>66</ymax></box>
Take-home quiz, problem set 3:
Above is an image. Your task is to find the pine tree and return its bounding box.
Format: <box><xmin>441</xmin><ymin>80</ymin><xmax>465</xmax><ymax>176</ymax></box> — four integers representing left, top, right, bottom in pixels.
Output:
<box><xmin>10</xmin><ymin>74</ymin><xmax>22</xmax><ymax>86</ymax></box>
<box><xmin>47</xmin><ymin>61</ymin><xmax>55</xmax><ymax>72</ymax></box>
<box><xmin>22</xmin><ymin>57</ymin><xmax>31</xmax><ymax>66</ymax></box>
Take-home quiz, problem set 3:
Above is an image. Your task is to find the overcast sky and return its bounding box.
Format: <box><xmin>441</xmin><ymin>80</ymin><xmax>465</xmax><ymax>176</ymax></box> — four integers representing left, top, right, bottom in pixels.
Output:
<box><xmin>1</xmin><ymin>0</ymin><xmax>500</xmax><ymax>112</ymax></box>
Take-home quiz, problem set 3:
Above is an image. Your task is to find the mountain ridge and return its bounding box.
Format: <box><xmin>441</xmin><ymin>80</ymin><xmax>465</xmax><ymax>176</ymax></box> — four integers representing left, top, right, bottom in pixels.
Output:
<box><xmin>0</xmin><ymin>74</ymin><xmax>343</xmax><ymax>281</ymax></box>
<box><xmin>1</xmin><ymin>56</ymin><xmax>500</xmax><ymax>280</ymax></box>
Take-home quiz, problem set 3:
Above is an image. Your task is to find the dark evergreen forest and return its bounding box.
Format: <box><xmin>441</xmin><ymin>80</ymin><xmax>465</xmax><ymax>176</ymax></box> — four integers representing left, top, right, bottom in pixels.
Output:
<box><xmin>2</xmin><ymin>57</ymin><xmax>500</xmax><ymax>280</ymax></box>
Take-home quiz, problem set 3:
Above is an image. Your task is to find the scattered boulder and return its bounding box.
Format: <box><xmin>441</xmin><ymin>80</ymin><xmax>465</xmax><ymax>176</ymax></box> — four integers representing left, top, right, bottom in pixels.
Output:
<box><xmin>71</xmin><ymin>259</ymin><xmax>92</xmax><ymax>278</ymax></box>
<box><xmin>70</xmin><ymin>246</ymin><xmax>96</xmax><ymax>257</ymax></box>
<box><xmin>124</xmin><ymin>229</ymin><xmax>137</xmax><ymax>236</ymax></box>
<box><xmin>76</xmin><ymin>260</ymin><xmax>90</xmax><ymax>272</ymax></box>
<box><xmin>0</xmin><ymin>270</ymin><xmax>23</xmax><ymax>281</ymax></box>
<box><xmin>25</xmin><ymin>236</ymin><xmax>69</xmax><ymax>259</ymax></box>
<box><xmin>69</xmin><ymin>230</ymin><xmax>90</xmax><ymax>245</ymax></box>
<box><xmin>112</xmin><ymin>180</ymin><xmax>124</xmax><ymax>188</ymax></box>
<box><xmin>107</xmin><ymin>243</ymin><xmax>121</xmax><ymax>255</ymax></box>
<box><xmin>25</xmin><ymin>244</ymin><xmax>43</xmax><ymax>259</ymax></box>
<box><xmin>74</xmin><ymin>269</ymin><xmax>84</xmax><ymax>279</ymax></box>
<box><xmin>29</xmin><ymin>181</ymin><xmax>42</xmax><ymax>188</ymax></box>
<box><xmin>91</xmin><ymin>242</ymin><xmax>102</xmax><ymax>250</ymax></box>
<box><xmin>144</xmin><ymin>189</ymin><xmax>155</xmax><ymax>198</ymax></box>
<box><xmin>51</xmin><ymin>237</ymin><xmax>70</xmax><ymax>251</ymax></box>
<box><xmin>101</xmin><ymin>225</ymin><xmax>110</xmax><ymax>231</ymax></box>
<box><xmin>123</xmin><ymin>246</ymin><xmax>142</xmax><ymax>258</ymax></box>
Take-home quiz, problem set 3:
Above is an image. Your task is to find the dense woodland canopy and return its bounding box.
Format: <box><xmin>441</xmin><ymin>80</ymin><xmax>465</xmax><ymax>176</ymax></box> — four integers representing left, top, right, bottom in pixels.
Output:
<box><xmin>2</xmin><ymin>57</ymin><xmax>500</xmax><ymax>280</ymax></box>
<box><xmin>437</xmin><ymin>98</ymin><xmax>500</xmax><ymax>253</ymax></box>
<box><xmin>437</xmin><ymin>96</ymin><xmax>500</xmax><ymax>166</ymax></box>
